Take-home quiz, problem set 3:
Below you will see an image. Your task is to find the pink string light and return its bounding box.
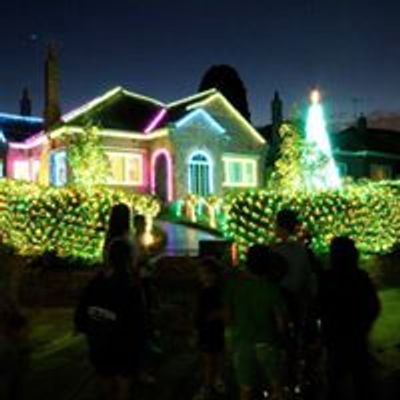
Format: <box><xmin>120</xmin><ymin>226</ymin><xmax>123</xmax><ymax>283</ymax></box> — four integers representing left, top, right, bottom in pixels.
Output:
<box><xmin>144</xmin><ymin>108</ymin><xmax>167</xmax><ymax>133</ymax></box>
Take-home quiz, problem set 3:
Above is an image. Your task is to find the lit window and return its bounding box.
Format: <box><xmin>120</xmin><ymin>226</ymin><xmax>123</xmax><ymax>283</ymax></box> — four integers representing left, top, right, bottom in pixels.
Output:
<box><xmin>51</xmin><ymin>151</ymin><xmax>68</xmax><ymax>186</ymax></box>
<box><xmin>370</xmin><ymin>164</ymin><xmax>392</xmax><ymax>181</ymax></box>
<box><xmin>188</xmin><ymin>152</ymin><xmax>213</xmax><ymax>196</ymax></box>
<box><xmin>109</xmin><ymin>154</ymin><xmax>125</xmax><ymax>182</ymax></box>
<box><xmin>0</xmin><ymin>159</ymin><xmax>4</xmax><ymax>178</ymax></box>
<box><xmin>223</xmin><ymin>156</ymin><xmax>258</xmax><ymax>187</ymax></box>
<box><xmin>126</xmin><ymin>157</ymin><xmax>141</xmax><ymax>184</ymax></box>
<box><xmin>13</xmin><ymin>160</ymin><xmax>30</xmax><ymax>180</ymax></box>
<box><xmin>106</xmin><ymin>152</ymin><xmax>143</xmax><ymax>185</ymax></box>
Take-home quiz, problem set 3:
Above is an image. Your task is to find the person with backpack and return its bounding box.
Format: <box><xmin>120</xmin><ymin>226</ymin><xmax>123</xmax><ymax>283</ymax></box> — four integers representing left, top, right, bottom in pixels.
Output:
<box><xmin>75</xmin><ymin>238</ymin><xmax>147</xmax><ymax>400</ymax></box>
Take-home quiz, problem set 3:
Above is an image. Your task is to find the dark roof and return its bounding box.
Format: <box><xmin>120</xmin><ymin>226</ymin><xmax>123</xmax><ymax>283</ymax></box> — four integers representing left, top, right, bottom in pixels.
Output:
<box><xmin>63</xmin><ymin>87</ymin><xmax>164</xmax><ymax>132</ymax></box>
<box><xmin>58</xmin><ymin>86</ymin><xmax>264</xmax><ymax>144</ymax></box>
<box><xmin>0</xmin><ymin>113</ymin><xmax>43</xmax><ymax>142</ymax></box>
<box><xmin>333</xmin><ymin>126</ymin><xmax>400</xmax><ymax>155</ymax></box>
<box><xmin>166</xmin><ymin>89</ymin><xmax>217</xmax><ymax>123</ymax></box>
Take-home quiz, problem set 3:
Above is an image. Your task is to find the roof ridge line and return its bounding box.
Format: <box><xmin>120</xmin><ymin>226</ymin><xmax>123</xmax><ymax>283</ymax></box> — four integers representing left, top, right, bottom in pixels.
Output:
<box><xmin>62</xmin><ymin>86</ymin><xmax>123</xmax><ymax>123</ymax></box>
<box><xmin>121</xmin><ymin>88</ymin><xmax>165</xmax><ymax>107</ymax></box>
<box><xmin>168</xmin><ymin>88</ymin><xmax>218</xmax><ymax>108</ymax></box>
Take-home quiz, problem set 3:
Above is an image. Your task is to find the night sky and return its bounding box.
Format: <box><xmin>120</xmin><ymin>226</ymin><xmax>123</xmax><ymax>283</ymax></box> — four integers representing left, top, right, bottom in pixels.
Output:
<box><xmin>1</xmin><ymin>0</ymin><xmax>400</xmax><ymax>126</ymax></box>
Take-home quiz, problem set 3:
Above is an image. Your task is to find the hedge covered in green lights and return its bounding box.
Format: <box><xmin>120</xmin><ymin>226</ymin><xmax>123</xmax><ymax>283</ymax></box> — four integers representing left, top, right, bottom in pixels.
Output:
<box><xmin>0</xmin><ymin>179</ymin><xmax>160</xmax><ymax>261</ymax></box>
<box><xmin>223</xmin><ymin>182</ymin><xmax>400</xmax><ymax>256</ymax></box>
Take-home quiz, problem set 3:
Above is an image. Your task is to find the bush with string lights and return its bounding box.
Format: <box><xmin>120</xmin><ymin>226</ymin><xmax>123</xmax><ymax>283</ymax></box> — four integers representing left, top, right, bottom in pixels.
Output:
<box><xmin>223</xmin><ymin>181</ymin><xmax>400</xmax><ymax>258</ymax></box>
<box><xmin>0</xmin><ymin>179</ymin><xmax>160</xmax><ymax>262</ymax></box>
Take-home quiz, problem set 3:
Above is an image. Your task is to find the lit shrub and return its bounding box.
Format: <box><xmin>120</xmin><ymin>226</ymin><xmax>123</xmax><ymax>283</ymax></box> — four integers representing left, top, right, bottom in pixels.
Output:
<box><xmin>224</xmin><ymin>182</ymin><xmax>400</xmax><ymax>256</ymax></box>
<box><xmin>0</xmin><ymin>179</ymin><xmax>160</xmax><ymax>262</ymax></box>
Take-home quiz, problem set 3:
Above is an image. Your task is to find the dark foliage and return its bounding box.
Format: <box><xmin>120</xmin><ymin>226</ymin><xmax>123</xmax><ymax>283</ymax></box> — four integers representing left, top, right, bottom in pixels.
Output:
<box><xmin>199</xmin><ymin>64</ymin><xmax>251</xmax><ymax>121</ymax></box>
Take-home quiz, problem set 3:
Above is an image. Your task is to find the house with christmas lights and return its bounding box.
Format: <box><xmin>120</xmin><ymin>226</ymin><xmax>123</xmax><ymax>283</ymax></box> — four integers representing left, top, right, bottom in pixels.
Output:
<box><xmin>43</xmin><ymin>86</ymin><xmax>267</xmax><ymax>201</ymax></box>
<box><xmin>5</xmin><ymin>46</ymin><xmax>266</xmax><ymax>200</ymax></box>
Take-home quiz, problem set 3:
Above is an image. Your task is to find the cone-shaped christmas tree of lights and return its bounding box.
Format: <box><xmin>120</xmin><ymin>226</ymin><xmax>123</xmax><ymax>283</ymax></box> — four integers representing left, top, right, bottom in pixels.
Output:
<box><xmin>305</xmin><ymin>89</ymin><xmax>341</xmax><ymax>189</ymax></box>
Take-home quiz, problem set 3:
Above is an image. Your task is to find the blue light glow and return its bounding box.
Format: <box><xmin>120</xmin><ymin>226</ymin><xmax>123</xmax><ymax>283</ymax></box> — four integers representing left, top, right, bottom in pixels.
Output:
<box><xmin>0</xmin><ymin>129</ymin><xmax>6</xmax><ymax>143</ymax></box>
<box><xmin>175</xmin><ymin>109</ymin><xmax>225</xmax><ymax>134</ymax></box>
<box><xmin>51</xmin><ymin>151</ymin><xmax>67</xmax><ymax>187</ymax></box>
<box><xmin>0</xmin><ymin>113</ymin><xmax>43</xmax><ymax>124</ymax></box>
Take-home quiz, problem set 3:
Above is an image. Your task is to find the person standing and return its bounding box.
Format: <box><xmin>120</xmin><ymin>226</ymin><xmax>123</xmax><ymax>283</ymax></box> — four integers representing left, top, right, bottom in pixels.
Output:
<box><xmin>273</xmin><ymin>209</ymin><xmax>316</xmax><ymax>392</ymax></box>
<box><xmin>274</xmin><ymin>209</ymin><xmax>316</xmax><ymax>325</ymax></box>
<box><xmin>194</xmin><ymin>257</ymin><xmax>225</xmax><ymax>400</ymax></box>
<box><xmin>75</xmin><ymin>238</ymin><xmax>147</xmax><ymax>400</ymax></box>
<box><xmin>319</xmin><ymin>237</ymin><xmax>380</xmax><ymax>400</ymax></box>
<box><xmin>103</xmin><ymin>203</ymin><xmax>136</xmax><ymax>264</ymax></box>
<box><xmin>224</xmin><ymin>245</ymin><xmax>288</xmax><ymax>400</ymax></box>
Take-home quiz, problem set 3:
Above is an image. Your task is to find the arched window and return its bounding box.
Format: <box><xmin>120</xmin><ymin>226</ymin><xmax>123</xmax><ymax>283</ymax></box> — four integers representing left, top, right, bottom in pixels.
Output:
<box><xmin>188</xmin><ymin>152</ymin><xmax>212</xmax><ymax>196</ymax></box>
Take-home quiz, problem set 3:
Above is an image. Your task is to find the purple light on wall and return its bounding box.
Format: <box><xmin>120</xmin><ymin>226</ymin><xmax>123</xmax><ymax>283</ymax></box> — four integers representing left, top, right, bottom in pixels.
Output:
<box><xmin>144</xmin><ymin>108</ymin><xmax>167</xmax><ymax>133</ymax></box>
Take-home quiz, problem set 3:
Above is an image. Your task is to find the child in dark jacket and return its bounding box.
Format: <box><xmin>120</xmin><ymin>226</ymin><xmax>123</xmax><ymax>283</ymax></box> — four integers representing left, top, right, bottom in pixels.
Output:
<box><xmin>75</xmin><ymin>238</ymin><xmax>147</xmax><ymax>400</ymax></box>
<box><xmin>194</xmin><ymin>258</ymin><xmax>225</xmax><ymax>400</ymax></box>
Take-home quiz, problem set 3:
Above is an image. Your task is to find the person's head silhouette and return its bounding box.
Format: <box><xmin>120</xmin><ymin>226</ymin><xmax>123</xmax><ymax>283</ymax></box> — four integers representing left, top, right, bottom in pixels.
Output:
<box><xmin>330</xmin><ymin>236</ymin><xmax>359</xmax><ymax>271</ymax></box>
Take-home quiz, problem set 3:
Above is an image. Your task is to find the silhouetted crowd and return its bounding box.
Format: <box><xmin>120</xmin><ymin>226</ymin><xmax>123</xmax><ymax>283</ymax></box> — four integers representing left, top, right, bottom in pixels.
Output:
<box><xmin>0</xmin><ymin>204</ymin><xmax>382</xmax><ymax>400</ymax></box>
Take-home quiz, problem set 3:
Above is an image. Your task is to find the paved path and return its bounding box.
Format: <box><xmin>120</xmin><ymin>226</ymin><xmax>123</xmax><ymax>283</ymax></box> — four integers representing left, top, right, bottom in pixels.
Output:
<box><xmin>157</xmin><ymin>221</ymin><xmax>224</xmax><ymax>257</ymax></box>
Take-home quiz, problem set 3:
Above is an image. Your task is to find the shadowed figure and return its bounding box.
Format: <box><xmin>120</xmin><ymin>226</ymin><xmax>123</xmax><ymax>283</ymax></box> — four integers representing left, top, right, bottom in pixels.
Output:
<box><xmin>318</xmin><ymin>237</ymin><xmax>380</xmax><ymax>400</ymax></box>
<box><xmin>224</xmin><ymin>245</ymin><xmax>288</xmax><ymax>400</ymax></box>
<box><xmin>75</xmin><ymin>238</ymin><xmax>148</xmax><ymax>400</ymax></box>
<box><xmin>194</xmin><ymin>257</ymin><xmax>225</xmax><ymax>400</ymax></box>
<box><xmin>0</xmin><ymin>290</ymin><xmax>30</xmax><ymax>400</ymax></box>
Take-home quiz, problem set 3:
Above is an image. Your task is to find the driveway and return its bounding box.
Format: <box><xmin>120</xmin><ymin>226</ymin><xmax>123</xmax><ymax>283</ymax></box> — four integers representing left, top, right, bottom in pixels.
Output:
<box><xmin>156</xmin><ymin>221</ymin><xmax>224</xmax><ymax>256</ymax></box>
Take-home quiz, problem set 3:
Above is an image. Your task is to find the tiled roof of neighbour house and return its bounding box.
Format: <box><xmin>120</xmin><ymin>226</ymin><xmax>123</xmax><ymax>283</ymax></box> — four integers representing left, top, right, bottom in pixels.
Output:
<box><xmin>61</xmin><ymin>87</ymin><xmax>166</xmax><ymax>132</ymax></box>
<box><xmin>0</xmin><ymin>113</ymin><xmax>43</xmax><ymax>142</ymax></box>
<box><xmin>332</xmin><ymin>126</ymin><xmax>400</xmax><ymax>156</ymax></box>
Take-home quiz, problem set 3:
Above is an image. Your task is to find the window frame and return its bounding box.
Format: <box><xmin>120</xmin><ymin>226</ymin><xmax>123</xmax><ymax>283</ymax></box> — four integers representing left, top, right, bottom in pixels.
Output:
<box><xmin>222</xmin><ymin>155</ymin><xmax>258</xmax><ymax>187</ymax></box>
<box><xmin>106</xmin><ymin>151</ymin><xmax>143</xmax><ymax>186</ymax></box>
<box><xmin>187</xmin><ymin>151</ymin><xmax>213</xmax><ymax>196</ymax></box>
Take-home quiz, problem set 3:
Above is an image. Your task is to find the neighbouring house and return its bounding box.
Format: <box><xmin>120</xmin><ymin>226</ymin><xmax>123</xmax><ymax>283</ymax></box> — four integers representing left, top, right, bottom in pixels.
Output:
<box><xmin>10</xmin><ymin>86</ymin><xmax>267</xmax><ymax>201</ymax></box>
<box><xmin>0</xmin><ymin>89</ymin><xmax>44</xmax><ymax>180</ymax></box>
<box><xmin>332</xmin><ymin>115</ymin><xmax>400</xmax><ymax>180</ymax></box>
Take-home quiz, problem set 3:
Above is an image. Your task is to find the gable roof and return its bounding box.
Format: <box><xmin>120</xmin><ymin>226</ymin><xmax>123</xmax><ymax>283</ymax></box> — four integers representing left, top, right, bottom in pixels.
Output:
<box><xmin>52</xmin><ymin>86</ymin><xmax>266</xmax><ymax>145</ymax></box>
<box><xmin>181</xmin><ymin>92</ymin><xmax>266</xmax><ymax>144</ymax></box>
<box><xmin>62</xmin><ymin>86</ymin><xmax>165</xmax><ymax>132</ymax></box>
<box><xmin>0</xmin><ymin>112</ymin><xmax>43</xmax><ymax>142</ymax></box>
<box><xmin>174</xmin><ymin>108</ymin><xmax>226</xmax><ymax>134</ymax></box>
<box><xmin>333</xmin><ymin>126</ymin><xmax>400</xmax><ymax>155</ymax></box>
